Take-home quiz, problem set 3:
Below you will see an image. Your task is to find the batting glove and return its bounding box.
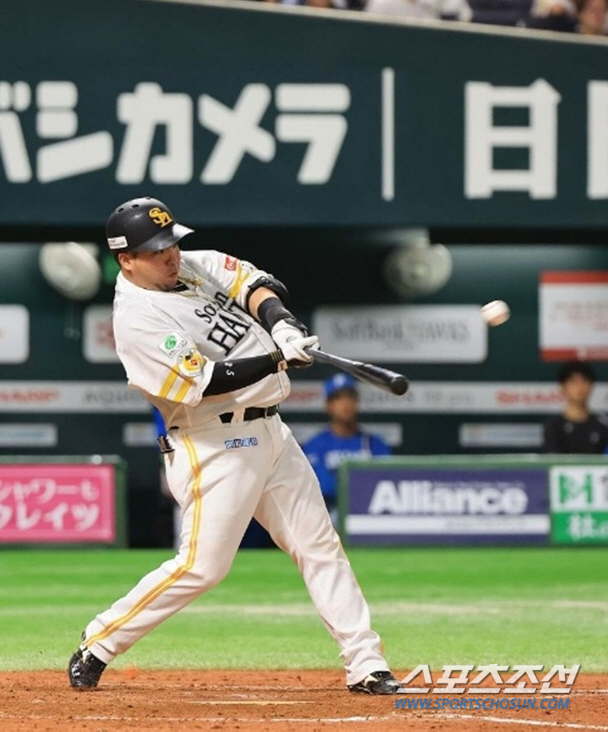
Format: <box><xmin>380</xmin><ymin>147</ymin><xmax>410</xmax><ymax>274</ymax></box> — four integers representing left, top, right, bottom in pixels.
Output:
<box><xmin>271</xmin><ymin>320</ymin><xmax>320</xmax><ymax>368</ymax></box>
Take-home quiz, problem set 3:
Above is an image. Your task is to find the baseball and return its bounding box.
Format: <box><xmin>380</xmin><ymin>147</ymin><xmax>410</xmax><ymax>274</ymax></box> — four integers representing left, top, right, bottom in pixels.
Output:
<box><xmin>481</xmin><ymin>300</ymin><xmax>510</xmax><ymax>326</ymax></box>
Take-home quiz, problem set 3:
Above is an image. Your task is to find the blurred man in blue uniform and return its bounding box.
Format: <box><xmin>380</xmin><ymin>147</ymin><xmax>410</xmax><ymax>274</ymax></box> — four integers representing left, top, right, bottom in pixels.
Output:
<box><xmin>303</xmin><ymin>374</ymin><xmax>391</xmax><ymax>519</ymax></box>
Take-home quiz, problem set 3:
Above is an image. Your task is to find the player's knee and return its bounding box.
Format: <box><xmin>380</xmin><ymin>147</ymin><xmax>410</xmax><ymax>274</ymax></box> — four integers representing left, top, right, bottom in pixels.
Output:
<box><xmin>186</xmin><ymin>559</ymin><xmax>232</xmax><ymax>591</ymax></box>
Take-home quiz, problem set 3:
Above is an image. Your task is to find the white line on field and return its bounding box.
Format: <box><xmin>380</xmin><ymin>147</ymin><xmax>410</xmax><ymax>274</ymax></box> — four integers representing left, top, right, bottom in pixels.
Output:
<box><xmin>575</xmin><ymin>689</ymin><xmax>608</xmax><ymax>695</ymax></box>
<box><xmin>190</xmin><ymin>700</ymin><xmax>313</xmax><ymax>705</ymax></box>
<box><xmin>438</xmin><ymin>713</ymin><xmax>608</xmax><ymax>730</ymax></box>
<box><xmin>4</xmin><ymin>710</ymin><xmax>608</xmax><ymax>728</ymax></box>
<box><xmin>0</xmin><ymin>712</ymin><xmax>396</xmax><ymax>724</ymax></box>
<box><xmin>178</xmin><ymin>599</ymin><xmax>608</xmax><ymax>617</ymax></box>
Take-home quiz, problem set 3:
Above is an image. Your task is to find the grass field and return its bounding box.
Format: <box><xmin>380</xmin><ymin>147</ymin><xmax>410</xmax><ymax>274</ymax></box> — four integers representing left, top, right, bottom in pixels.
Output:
<box><xmin>0</xmin><ymin>546</ymin><xmax>606</xmax><ymax>673</ymax></box>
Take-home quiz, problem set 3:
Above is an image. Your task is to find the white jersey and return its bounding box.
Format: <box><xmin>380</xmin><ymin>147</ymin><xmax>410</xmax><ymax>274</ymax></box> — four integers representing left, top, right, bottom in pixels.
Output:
<box><xmin>112</xmin><ymin>250</ymin><xmax>291</xmax><ymax>429</ymax></box>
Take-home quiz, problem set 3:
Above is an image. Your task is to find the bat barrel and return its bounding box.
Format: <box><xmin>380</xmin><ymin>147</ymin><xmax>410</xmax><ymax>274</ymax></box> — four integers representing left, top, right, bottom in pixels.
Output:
<box><xmin>305</xmin><ymin>348</ymin><xmax>409</xmax><ymax>396</ymax></box>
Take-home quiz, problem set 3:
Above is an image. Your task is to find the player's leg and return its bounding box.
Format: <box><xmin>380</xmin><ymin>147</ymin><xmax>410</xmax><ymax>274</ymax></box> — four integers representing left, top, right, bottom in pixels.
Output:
<box><xmin>68</xmin><ymin>420</ymin><xmax>270</xmax><ymax>687</ymax></box>
<box><xmin>253</xmin><ymin>417</ymin><xmax>397</xmax><ymax>693</ymax></box>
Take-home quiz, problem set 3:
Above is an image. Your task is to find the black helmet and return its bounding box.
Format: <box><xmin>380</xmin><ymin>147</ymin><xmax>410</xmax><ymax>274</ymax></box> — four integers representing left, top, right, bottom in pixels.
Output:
<box><xmin>106</xmin><ymin>197</ymin><xmax>193</xmax><ymax>253</ymax></box>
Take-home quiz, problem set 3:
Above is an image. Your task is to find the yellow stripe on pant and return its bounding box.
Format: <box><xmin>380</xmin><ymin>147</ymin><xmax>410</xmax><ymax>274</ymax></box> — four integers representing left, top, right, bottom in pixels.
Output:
<box><xmin>84</xmin><ymin>434</ymin><xmax>203</xmax><ymax>649</ymax></box>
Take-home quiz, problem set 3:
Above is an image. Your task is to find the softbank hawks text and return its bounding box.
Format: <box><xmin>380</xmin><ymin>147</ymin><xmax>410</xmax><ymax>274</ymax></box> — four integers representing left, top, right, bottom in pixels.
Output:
<box><xmin>332</xmin><ymin>321</ymin><xmax>470</xmax><ymax>343</ymax></box>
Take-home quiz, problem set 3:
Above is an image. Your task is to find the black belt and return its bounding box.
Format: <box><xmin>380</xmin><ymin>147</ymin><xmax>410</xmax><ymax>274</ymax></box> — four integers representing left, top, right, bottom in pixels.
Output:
<box><xmin>219</xmin><ymin>405</ymin><xmax>279</xmax><ymax>424</ymax></box>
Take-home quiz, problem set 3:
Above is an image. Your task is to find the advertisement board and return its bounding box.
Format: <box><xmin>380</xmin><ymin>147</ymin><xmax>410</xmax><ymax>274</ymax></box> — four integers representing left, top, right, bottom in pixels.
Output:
<box><xmin>341</xmin><ymin>464</ymin><xmax>550</xmax><ymax>545</ymax></box>
<box><xmin>1</xmin><ymin>0</ymin><xmax>608</xmax><ymax>229</ymax></box>
<box><xmin>0</xmin><ymin>305</ymin><xmax>29</xmax><ymax>364</ymax></box>
<box><xmin>312</xmin><ymin>305</ymin><xmax>487</xmax><ymax>364</ymax></box>
<box><xmin>539</xmin><ymin>272</ymin><xmax>608</xmax><ymax>362</ymax></box>
<box><xmin>550</xmin><ymin>465</ymin><xmax>608</xmax><ymax>544</ymax></box>
<box><xmin>339</xmin><ymin>456</ymin><xmax>608</xmax><ymax>546</ymax></box>
<box><xmin>0</xmin><ymin>460</ymin><xmax>127</xmax><ymax>545</ymax></box>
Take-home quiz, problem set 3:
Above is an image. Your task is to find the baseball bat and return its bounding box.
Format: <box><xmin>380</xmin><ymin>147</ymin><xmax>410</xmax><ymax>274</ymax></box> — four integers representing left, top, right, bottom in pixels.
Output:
<box><xmin>306</xmin><ymin>348</ymin><xmax>409</xmax><ymax>396</ymax></box>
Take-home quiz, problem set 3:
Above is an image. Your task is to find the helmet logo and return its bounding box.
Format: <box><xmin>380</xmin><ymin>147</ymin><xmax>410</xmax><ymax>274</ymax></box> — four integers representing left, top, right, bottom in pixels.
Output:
<box><xmin>149</xmin><ymin>207</ymin><xmax>173</xmax><ymax>228</ymax></box>
<box><xmin>107</xmin><ymin>235</ymin><xmax>128</xmax><ymax>250</ymax></box>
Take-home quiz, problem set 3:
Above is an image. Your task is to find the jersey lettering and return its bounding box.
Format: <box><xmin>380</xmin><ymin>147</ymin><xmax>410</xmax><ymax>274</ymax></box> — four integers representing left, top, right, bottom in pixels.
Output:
<box><xmin>194</xmin><ymin>303</ymin><xmax>219</xmax><ymax>324</ymax></box>
<box><xmin>207</xmin><ymin>312</ymin><xmax>251</xmax><ymax>355</ymax></box>
<box><xmin>193</xmin><ymin>291</ymin><xmax>252</xmax><ymax>355</ymax></box>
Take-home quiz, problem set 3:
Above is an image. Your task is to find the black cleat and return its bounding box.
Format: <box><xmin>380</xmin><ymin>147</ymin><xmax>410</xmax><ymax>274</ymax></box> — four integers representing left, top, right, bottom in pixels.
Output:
<box><xmin>68</xmin><ymin>647</ymin><xmax>107</xmax><ymax>689</ymax></box>
<box><xmin>348</xmin><ymin>670</ymin><xmax>401</xmax><ymax>695</ymax></box>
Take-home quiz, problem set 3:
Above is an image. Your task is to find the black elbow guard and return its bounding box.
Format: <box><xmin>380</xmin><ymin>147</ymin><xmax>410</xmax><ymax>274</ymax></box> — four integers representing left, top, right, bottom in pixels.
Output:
<box><xmin>245</xmin><ymin>276</ymin><xmax>290</xmax><ymax>309</ymax></box>
<box><xmin>257</xmin><ymin>297</ymin><xmax>308</xmax><ymax>336</ymax></box>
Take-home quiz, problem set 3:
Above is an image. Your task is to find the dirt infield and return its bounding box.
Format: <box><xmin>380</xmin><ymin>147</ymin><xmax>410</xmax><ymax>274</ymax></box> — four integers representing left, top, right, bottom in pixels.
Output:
<box><xmin>0</xmin><ymin>670</ymin><xmax>606</xmax><ymax>731</ymax></box>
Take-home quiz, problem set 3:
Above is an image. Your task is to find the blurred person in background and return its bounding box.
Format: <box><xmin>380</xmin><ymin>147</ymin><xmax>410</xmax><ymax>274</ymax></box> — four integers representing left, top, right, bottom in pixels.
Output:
<box><xmin>364</xmin><ymin>0</ymin><xmax>472</xmax><ymax>21</ymax></box>
<box><xmin>576</xmin><ymin>0</ymin><xmax>608</xmax><ymax>34</ymax></box>
<box><xmin>527</xmin><ymin>0</ymin><xmax>607</xmax><ymax>30</ymax></box>
<box><xmin>263</xmin><ymin>0</ymin><xmax>366</xmax><ymax>8</ymax></box>
<box><xmin>153</xmin><ymin>406</ymin><xmax>182</xmax><ymax>549</ymax></box>
<box><xmin>303</xmin><ymin>374</ymin><xmax>391</xmax><ymax>521</ymax></box>
<box><xmin>543</xmin><ymin>360</ymin><xmax>608</xmax><ymax>453</ymax></box>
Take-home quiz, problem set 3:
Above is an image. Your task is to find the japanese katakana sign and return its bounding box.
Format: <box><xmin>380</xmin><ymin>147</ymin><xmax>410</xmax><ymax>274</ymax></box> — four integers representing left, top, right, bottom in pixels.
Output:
<box><xmin>0</xmin><ymin>80</ymin><xmax>350</xmax><ymax>187</ymax></box>
<box><xmin>2</xmin><ymin>0</ymin><xmax>608</xmax><ymax>227</ymax></box>
<box><xmin>0</xmin><ymin>464</ymin><xmax>118</xmax><ymax>543</ymax></box>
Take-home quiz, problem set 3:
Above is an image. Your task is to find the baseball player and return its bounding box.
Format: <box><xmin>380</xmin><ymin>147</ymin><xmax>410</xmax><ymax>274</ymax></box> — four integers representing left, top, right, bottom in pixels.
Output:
<box><xmin>67</xmin><ymin>196</ymin><xmax>399</xmax><ymax>695</ymax></box>
<box><xmin>303</xmin><ymin>373</ymin><xmax>391</xmax><ymax>519</ymax></box>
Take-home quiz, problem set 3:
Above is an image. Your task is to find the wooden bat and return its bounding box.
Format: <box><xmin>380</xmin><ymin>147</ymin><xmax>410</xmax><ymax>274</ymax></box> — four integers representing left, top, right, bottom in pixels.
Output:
<box><xmin>306</xmin><ymin>348</ymin><xmax>409</xmax><ymax>396</ymax></box>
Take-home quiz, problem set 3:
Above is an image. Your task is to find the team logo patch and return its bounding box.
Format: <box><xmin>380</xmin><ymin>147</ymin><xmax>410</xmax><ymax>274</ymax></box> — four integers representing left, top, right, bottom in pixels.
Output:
<box><xmin>158</xmin><ymin>333</ymin><xmax>187</xmax><ymax>358</ymax></box>
<box><xmin>224</xmin><ymin>437</ymin><xmax>258</xmax><ymax>449</ymax></box>
<box><xmin>177</xmin><ymin>347</ymin><xmax>205</xmax><ymax>377</ymax></box>
<box><xmin>149</xmin><ymin>207</ymin><xmax>173</xmax><ymax>227</ymax></box>
<box><xmin>224</xmin><ymin>255</ymin><xmax>238</xmax><ymax>271</ymax></box>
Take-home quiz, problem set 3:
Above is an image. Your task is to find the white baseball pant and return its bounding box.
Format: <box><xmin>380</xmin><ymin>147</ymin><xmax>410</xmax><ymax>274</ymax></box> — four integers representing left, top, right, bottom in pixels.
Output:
<box><xmin>82</xmin><ymin>413</ymin><xmax>389</xmax><ymax>685</ymax></box>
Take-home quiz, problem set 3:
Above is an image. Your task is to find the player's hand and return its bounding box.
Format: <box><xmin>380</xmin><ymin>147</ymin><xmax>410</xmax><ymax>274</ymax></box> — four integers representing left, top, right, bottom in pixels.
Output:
<box><xmin>271</xmin><ymin>319</ymin><xmax>308</xmax><ymax>351</ymax></box>
<box><xmin>280</xmin><ymin>335</ymin><xmax>320</xmax><ymax>368</ymax></box>
<box><xmin>272</xmin><ymin>320</ymin><xmax>319</xmax><ymax>368</ymax></box>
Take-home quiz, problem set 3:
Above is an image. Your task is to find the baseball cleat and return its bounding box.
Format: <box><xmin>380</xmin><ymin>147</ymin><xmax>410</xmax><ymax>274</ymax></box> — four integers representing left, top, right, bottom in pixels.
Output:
<box><xmin>348</xmin><ymin>670</ymin><xmax>401</xmax><ymax>695</ymax></box>
<box><xmin>68</xmin><ymin>646</ymin><xmax>107</xmax><ymax>689</ymax></box>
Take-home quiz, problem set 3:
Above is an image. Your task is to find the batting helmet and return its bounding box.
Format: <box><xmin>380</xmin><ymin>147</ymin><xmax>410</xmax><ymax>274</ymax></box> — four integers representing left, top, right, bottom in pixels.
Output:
<box><xmin>106</xmin><ymin>197</ymin><xmax>194</xmax><ymax>253</ymax></box>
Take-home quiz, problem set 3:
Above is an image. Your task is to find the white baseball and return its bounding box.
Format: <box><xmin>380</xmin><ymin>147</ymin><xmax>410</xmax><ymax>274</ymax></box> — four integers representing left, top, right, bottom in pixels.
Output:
<box><xmin>481</xmin><ymin>300</ymin><xmax>510</xmax><ymax>326</ymax></box>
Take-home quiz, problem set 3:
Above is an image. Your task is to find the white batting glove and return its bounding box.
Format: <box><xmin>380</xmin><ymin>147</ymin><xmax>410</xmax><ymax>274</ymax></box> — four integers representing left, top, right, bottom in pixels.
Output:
<box><xmin>280</xmin><ymin>334</ymin><xmax>320</xmax><ymax>367</ymax></box>
<box><xmin>271</xmin><ymin>320</ymin><xmax>319</xmax><ymax>367</ymax></box>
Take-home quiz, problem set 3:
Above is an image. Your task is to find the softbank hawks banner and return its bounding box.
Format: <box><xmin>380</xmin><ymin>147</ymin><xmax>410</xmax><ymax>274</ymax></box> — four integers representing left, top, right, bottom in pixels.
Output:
<box><xmin>313</xmin><ymin>305</ymin><xmax>487</xmax><ymax>364</ymax></box>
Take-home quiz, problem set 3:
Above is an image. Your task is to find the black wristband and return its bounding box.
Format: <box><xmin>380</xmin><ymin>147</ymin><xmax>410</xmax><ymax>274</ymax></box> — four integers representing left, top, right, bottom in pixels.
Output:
<box><xmin>257</xmin><ymin>297</ymin><xmax>309</xmax><ymax>336</ymax></box>
<box><xmin>204</xmin><ymin>351</ymin><xmax>285</xmax><ymax>396</ymax></box>
<box><xmin>257</xmin><ymin>297</ymin><xmax>294</xmax><ymax>329</ymax></box>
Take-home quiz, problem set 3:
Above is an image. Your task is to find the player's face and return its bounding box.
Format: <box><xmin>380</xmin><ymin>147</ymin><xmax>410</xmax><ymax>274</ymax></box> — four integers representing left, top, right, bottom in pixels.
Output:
<box><xmin>327</xmin><ymin>389</ymin><xmax>359</xmax><ymax>427</ymax></box>
<box><xmin>561</xmin><ymin>373</ymin><xmax>594</xmax><ymax>407</ymax></box>
<box><xmin>119</xmin><ymin>244</ymin><xmax>181</xmax><ymax>291</ymax></box>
